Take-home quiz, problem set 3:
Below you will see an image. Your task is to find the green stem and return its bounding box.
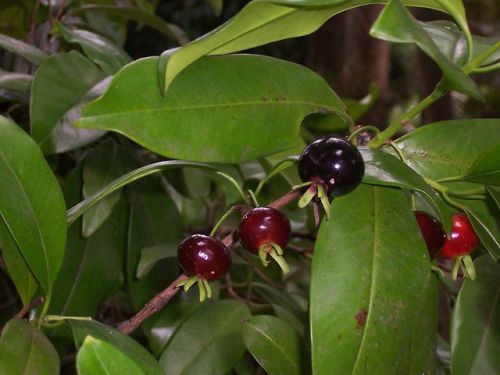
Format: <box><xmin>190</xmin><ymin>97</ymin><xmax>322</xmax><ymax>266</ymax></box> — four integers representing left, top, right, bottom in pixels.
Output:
<box><xmin>37</xmin><ymin>294</ymin><xmax>51</xmax><ymax>328</ymax></box>
<box><xmin>254</xmin><ymin>157</ymin><xmax>297</xmax><ymax>197</ymax></box>
<box><xmin>473</xmin><ymin>62</ymin><xmax>500</xmax><ymax>74</ymax></box>
<box><xmin>464</xmin><ymin>41</ymin><xmax>500</xmax><ymax>74</ymax></box>
<box><xmin>210</xmin><ymin>206</ymin><xmax>239</xmax><ymax>237</ymax></box>
<box><xmin>248</xmin><ymin>190</ymin><xmax>259</xmax><ymax>207</ymax></box>
<box><xmin>386</xmin><ymin>141</ymin><xmax>406</xmax><ymax>163</ymax></box>
<box><xmin>347</xmin><ymin>125</ymin><xmax>380</xmax><ymax>142</ymax></box>
<box><xmin>368</xmin><ymin>83</ymin><xmax>446</xmax><ymax>148</ymax></box>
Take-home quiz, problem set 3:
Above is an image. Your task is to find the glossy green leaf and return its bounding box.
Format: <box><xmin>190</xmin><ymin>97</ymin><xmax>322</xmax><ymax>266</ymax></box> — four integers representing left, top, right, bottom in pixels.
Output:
<box><xmin>310</xmin><ymin>184</ymin><xmax>430</xmax><ymax>374</ymax></box>
<box><xmin>136</xmin><ymin>242</ymin><xmax>178</xmax><ymax>279</ymax></box>
<box><xmin>159</xmin><ymin>300</ymin><xmax>251</xmax><ymax>375</ymax></box>
<box><xmin>72</xmin><ymin>5</ymin><xmax>188</xmax><ymax>45</ymax></box>
<box><xmin>0</xmin><ymin>218</ymin><xmax>38</xmax><ymax>307</ymax></box>
<box><xmin>50</xmin><ymin>165</ymin><xmax>127</xmax><ymax>316</ymax></box>
<box><xmin>82</xmin><ymin>140</ymin><xmax>129</xmax><ymax>237</ymax></box>
<box><xmin>0</xmin><ymin>319</ymin><xmax>59</xmax><ymax>374</ymax></box>
<box><xmin>78</xmin><ymin>55</ymin><xmax>348</xmax><ymax>163</ymax></box>
<box><xmin>127</xmin><ymin>181</ymin><xmax>183</xmax><ymax>309</ymax></box>
<box><xmin>0</xmin><ymin>70</ymin><xmax>32</xmax><ymax>91</ymax></box>
<box><xmin>39</xmin><ymin>77</ymin><xmax>110</xmax><ymax>155</ymax></box>
<box><xmin>360</xmin><ymin>147</ymin><xmax>452</xmax><ymax>232</ymax></box>
<box><xmin>70</xmin><ymin>319</ymin><xmax>163</xmax><ymax>375</ymax></box>
<box><xmin>142</xmin><ymin>300</ymin><xmax>201</xmax><ymax>357</ymax></box>
<box><xmin>487</xmin><ymin>186</ymin><xmax>500</xmax><ymax>209</ymax></box>
<box><xmin>30</xmin><ymin>51</ymin><xmax>105</xmax><ymax>145</ymax></box>
<box><xmin>54</xmin><ymin>20</ymin><xmax>131</xmax><ymax>75</ymax></box>
<box><xmin>0</xmin><ymin>116</ymin><xmax>66</xmax><ymax>296</ymax></box>
<box><xmin>370</xmin><ymin>0</ymin><xmax>478</xmax><ymax>98</ymax></box>
<box><xmin>395</xmin><ymin>119</ymin><xmax>500</xmax><ymax>181</ymax></box>
<box><xmin>455</xmin><ymin>197</ymin><xmax>500</xmax><ymax>260</ymax></box>
<box><xmin>77</xmin><ymin>336</ymin><xmax>144</xmax><ymax>375</ymax></box>
<box><xmin>463</xmin><ymin>143</ymin><xmax>500</xmax><ymax>186</ymax></box>
<box><xmin>161</xmin><ymin>0</ymin><xmax>469</xmax><ymax>90</ymax></box>
<box><xmin>67</xmin><ymin>160</ymin><xmax>235</xmax><ymax>226</ymax></box>
<box><xmin>407</xmin><ymin>274</ymin><xmax>439</xmax><ymax>374</ymax></box>
<box><xmin>242</xmin><ymin>315</ymin><xmax>302</xmax><ymax>375</ymax></box>
<box><xmin>253</xmin><ymin>282</ymin><xmax>307</xmax><ymax>323</ymax></box>
<box><xmin>451</xmin><ymin>255</ymin><xmax>500</xmax><ymax>375</ymax></box>
<box><xmin>0</xmin><ymin>32</ymin><xmax>47</xmax><ymax>64</ymax></box>
<box><xmin>422</xmin><ymin>21</ymin><xmax>500</xmax><ymax>68</ymax></box>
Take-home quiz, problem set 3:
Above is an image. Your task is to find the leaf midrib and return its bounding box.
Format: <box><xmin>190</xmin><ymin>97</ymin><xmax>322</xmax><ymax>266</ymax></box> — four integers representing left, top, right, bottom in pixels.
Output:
<box><xmin>247</xmin><ymin>323</ymin><xmax>299</xmax><ymax>373</ymax></box>
<box><xmin>175</xmin><ymin>307</ymin><xmax>244</xmax><ymax>375</ymax></box>
<box><xmin>82</xmin><ymin>99</ymin><xmax>339</xmax><ymax>121</ymax></box>
<box><xmin>0</xmin><ymin>149</ymin><xmax>50</xmax><ymax>290</ymax></box>
<box><xmin>352</xmin><ymin>187</ymin><xmax>380</xmax><ymax>372</ymax></box>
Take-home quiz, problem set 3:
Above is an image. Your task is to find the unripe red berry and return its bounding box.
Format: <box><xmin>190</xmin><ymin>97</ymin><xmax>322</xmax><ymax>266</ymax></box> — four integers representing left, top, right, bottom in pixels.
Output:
<box><xmin>441</xmin><ymin>213</ymin><xmax>479</xmax><ymax>259</ymax></box>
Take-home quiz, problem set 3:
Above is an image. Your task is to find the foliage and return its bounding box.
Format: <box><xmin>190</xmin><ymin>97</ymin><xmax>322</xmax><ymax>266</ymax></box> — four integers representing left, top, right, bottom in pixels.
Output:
<box><xmin>0</xmin><ymin>0</ymin><xmax>498</xmax><ymax>374</ymax></box>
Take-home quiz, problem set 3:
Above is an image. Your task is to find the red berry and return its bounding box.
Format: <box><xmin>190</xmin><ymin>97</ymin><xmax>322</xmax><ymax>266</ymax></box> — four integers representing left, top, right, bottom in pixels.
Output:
<box><xmin>441</xmin><ymin>213</ymin><xmax>479</xmax><ymax>259</ymax></box>
<box><xmin>414</xmin><ymin>211</ymin><xmax>445</xmax><ymax>258</ymax></box>
<box><xmin>298</xmin><ymin>137</ymin><xmax>364</xmax><ymax>197</ymax></box>
<box><xmin>238</xmin><ymin>207</ymin><xmax>291</xmax><ymax>253</ymax></box>
<box><xmin>177</xmin><ymin>234</ymin><xmax>231</xmax><ymax>281</ymax></box>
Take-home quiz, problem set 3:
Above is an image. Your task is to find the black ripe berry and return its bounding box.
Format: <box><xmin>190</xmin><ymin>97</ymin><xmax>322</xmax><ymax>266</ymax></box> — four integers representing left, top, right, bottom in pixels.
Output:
<box><xmin>414</xmin><ymin>211</ymin><xmax>445</xmax><ymax>258</ymax></box>
<box><xmin>298</xmin><ymin>137</ymin><xmax>365</xmax><ymax>198</ymax></box>
<box><xmin>177</xmin><ymin>234</ymin><xmax>231</xmax><ymax>281</ymax></box>
<box><xmin>238</xmin><ymin>207</ymin><xmax>291</xmax><ymax>273</ymax></box>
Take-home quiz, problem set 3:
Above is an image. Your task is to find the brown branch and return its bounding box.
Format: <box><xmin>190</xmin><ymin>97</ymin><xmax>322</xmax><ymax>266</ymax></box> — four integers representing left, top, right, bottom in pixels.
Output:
<box><xmin>119</xmin><ymin>188</ymin><xmax>301</xmax><ymax>335</ymax></box>
<box><xmin>119</xmin><ymin>274</ymin><xmax>188</xmax><ymax>335</ymax></box>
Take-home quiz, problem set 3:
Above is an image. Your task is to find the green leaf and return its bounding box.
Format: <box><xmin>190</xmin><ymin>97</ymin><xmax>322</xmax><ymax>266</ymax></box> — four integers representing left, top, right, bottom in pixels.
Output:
<box><xmin>53</xmin><ymin>20</ymin><xmax>131</xmax><ymax>75</ymax></box>
<box><xmin>50</xmin><ymin>165</ymin><xmax>127</xmax><ymax>316</ymax></box>
<box><xmin>242</xmin><ymin>315</ymin><xmax>302</xmax><ymax>375</ymax></box>
<box><xmin>30</xmin><ymin>51</ymin><xmax>105</xmax><ymax>145</ymax></box>
<box><xmin>0</xmin><ymin>70</ymin><xmax>32</xmax><ymax>91</ymax></box>
<box><xmin>310</xmin><ymin>184</ymin><xmax>430</xmax><ymax>374</ymax></box>
<box><xmin>82</xmin><ymin>140</ymin><xmax>129</xmax><ymax>237</ymax></box>
<box><xmin>159</xmin><ymin>300</ymin><xmax>251</xmax><ymax>375</ymax></box>
<box><xmin>360</xmin><ymin>147</ymin><xmax>453</xmax><ymax>232</ymax></box>
<box><xmin>0</xmin><ymin>319</ymin><xmax>59</xmax><ymax>374</ymax></box>
<box><xmin>451</xmin><ymin>255</ymin><xmax>500</xmax><ymax>375</ymax></box>
<box><xmin>422</xmin><ymin>21</ymin><xmax>500</xmax><ymax>68</ymax></box>
<box><xmin>78</xmin><ymin>55</ymin><xmax>349</xmax><ymax>163</ymax></box>
<box><xmin>253</xmin><ymin>282</ymin><xmax>306</xmax><ymax>324</ymax></box>
<box><xmin>72</xmin><ymin>5</ymin><xmax>188</xmax><ymax>45</ymax></box>
<box><xmin>127</xmin><ymin>182</ymin><xmax>183</xmax><ymax>309</ymax></box>
<box><xmin>394</xmin><ymin>119</ymin><xmax>500</xmax><ymax>181</ymax></box>
<box><xmin>39</xmin><ymin>77</ymin><xmax>110</xmax><ymax>155</ymax></box>
<box><xmin>0</xmin><ymin>32</ymin><xmax>47</xmax><ymax>64</ymax></box>
<box><xmin>142</xmin><ymin>300</ymin><xmax>200</xmax><ymax>357</ymax></box>
<box><xmin>407</xmin><ymin>274</ymin><xmax>439</xmax><ymax>374</ymax></box>
<box><xmin>0</xmin><ymin>116</ymin><xmax>66</xmax><ymax>296</ymax></box>
<box><xmin>136</xmin><ymin>242</ymin><xmax>178</xmax><ymax>279</ymax></box>
<box><xmin>462</xmin><ymin>143</ymin><xmax>500</xmax><ymax>186</ymax></box>
<box><xmin>487</xmin><ymin>186</ymin><xmax>500</xmax><ymax>209</ymax></box>
<box><xmin>455</xmin><ymin>197</ymin><xmax>500</xmax><ymax>261</ymax></box>
<box><xmin>77</xmin><ymin>335</ymin><xmax>145</xmax><ymax>375</ymax></box>
<box><xmin>0</xmin><ymin>218</ymin><xmax>38</xmax><ymax>308</ymax></box>
<box><xmin>370</xmin><ymin>0</ymin><xmax>479</xmax><ymax>98</ymax></box>
<box><xmin>69</xmin><ymin>319</ymin><xmax>163</xmax><ymax>375</ymax></box>
<box><xmin>161</xmin><ymin>0</ymin><xmax>470</xmax><ymax>91</ymax></box>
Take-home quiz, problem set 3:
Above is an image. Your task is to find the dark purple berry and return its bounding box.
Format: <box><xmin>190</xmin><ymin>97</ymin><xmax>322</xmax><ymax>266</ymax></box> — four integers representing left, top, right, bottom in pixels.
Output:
<box><xmin>414</xmin><ymin>211</ymin><xmax>446</xmax><ymax>258</ymax></box>
<box><xmin>238</xmin><ymin>207</ymin><xmax>291</xmax><ymax>253</ymax></box>
<box><xmin>298</xmin><ymin>137</ymin><xmax>364</xmax><ymax>197</ymax></box>
<box><xmin>177</xmin><ymin>234</ymin><xmax>231</xmax><ymax>281</ymax></box>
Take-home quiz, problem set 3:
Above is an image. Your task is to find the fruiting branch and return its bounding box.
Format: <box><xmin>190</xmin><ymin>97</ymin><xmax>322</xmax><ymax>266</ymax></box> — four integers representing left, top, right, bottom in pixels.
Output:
<box><xmin>119</xmin><ymin>187</ymin><xmax>301</xmax><ymax>335</ymax></box>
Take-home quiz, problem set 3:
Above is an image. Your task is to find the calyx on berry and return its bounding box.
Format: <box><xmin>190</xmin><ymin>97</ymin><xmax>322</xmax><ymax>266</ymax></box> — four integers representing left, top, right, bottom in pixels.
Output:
<box><xmin>296</xmin><ymin>137</ymin><xmax>365</xmax><ymax>218</ymax></box>
<box><xmin>441</xmin><ymin>213</ymin><xmax>479</xmax><ymax>280</ymax></box>
<box><xmin>414</xmin><ymin>211</ymin><xmax>445</xmax><ymax>259</ymax></box>
<box><xmin>238</xmin><ymin>207</ymin><xmax>291</xmax><ymax>274</ymax></box>
<box><xmin>177</xmin><ymin>234</ymin><xmax>231</xmax><ymax>301</ymax></box>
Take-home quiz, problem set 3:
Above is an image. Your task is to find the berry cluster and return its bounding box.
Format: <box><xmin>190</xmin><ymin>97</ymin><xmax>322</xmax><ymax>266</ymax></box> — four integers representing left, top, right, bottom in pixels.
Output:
<box><xmin>415</xmin><ymin>211</ymin><xmax>479</xmax><ymax>279</ymax></box>
<box><xmin>177</xmin><ymin>137</ymin><xmax>365</xmax><ymax>301</ymax></box>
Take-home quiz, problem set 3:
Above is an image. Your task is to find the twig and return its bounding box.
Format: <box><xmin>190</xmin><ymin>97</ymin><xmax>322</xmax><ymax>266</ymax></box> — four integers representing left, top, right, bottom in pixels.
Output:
<box><xmin>119</xmin><ymin>274</ymin><xmax>188</xmax><ymax>335</ymax></box>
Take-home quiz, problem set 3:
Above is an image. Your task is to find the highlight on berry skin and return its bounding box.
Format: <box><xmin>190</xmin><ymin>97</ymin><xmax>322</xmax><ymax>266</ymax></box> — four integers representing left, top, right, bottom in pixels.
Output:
<box><xmin>177</xmin><ymin>234</ymin><xmax>231</xmax><ymax>302</ymax></box>
<box><xmin>238</xmin><ymin>207</ymin><xmax>291</xmax><ymax>274</ymax></box>
<box><xmin>296</xmin><ymin>137</ymin><xmax>365</xmax><ymax>219</ymax></box>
